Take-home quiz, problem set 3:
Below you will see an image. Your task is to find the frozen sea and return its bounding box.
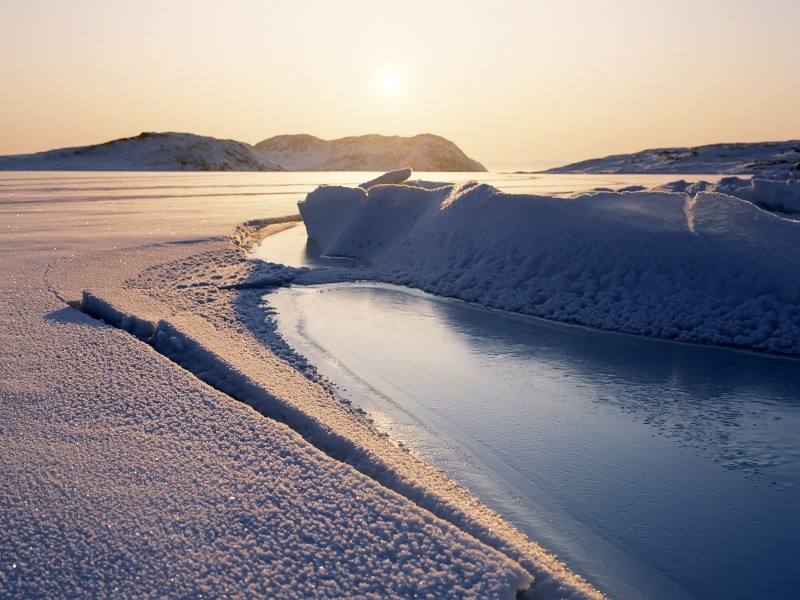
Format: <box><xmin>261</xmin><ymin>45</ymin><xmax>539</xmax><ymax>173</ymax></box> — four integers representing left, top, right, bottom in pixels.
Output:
<box><xmin>256</xmin><ymin>206</ymin><xmax>800</xmax><ymax>599</ymax></box>
<box><xmin>6</xmin><ymin>170</ymin><xmax>797</xmax><ymax>599</ymax></box>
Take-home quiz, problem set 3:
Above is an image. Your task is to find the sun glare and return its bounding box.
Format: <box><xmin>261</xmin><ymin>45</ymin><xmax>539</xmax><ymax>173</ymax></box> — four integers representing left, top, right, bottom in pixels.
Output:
<box><xmin>377</xmin><ymin>70</ymin><xmax>404</xmax><ymax>97</ymax></box>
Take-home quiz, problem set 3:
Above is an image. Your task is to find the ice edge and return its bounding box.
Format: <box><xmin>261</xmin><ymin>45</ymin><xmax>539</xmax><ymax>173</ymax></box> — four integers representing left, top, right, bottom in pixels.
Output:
<box><xmin>73</xmin><ymin>288</ymin><xmax>601</xmax><ymax>600</ymax></box>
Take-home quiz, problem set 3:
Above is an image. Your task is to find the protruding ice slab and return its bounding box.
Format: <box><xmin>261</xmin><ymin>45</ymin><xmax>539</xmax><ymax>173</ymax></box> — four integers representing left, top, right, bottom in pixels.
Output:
<box><xmin>359</xmin><ymin>167</ymin><xmax>413</xmax><ymax>189</ymax></box>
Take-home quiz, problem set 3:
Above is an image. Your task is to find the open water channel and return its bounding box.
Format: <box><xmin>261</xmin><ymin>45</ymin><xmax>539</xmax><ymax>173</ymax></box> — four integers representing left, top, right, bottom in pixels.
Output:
<box><xmin>254</xmin><ymin>203</ymin><xmax>800</xmax><ymax>600</ymax></box>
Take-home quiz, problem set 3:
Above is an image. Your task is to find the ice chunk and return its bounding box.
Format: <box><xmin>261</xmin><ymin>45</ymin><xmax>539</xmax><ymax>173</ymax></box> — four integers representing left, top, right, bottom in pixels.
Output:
<box><xmin>359</xmin><ymin>167</ymin><xmax>413</xmax><ymax>189</ymax></box>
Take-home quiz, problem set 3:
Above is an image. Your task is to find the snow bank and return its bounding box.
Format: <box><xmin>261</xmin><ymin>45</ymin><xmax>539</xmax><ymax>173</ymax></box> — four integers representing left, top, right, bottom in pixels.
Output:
<box><xmin>299</xmin><ymin>181</ymin><xmax>800</xmax><ymax>355</ymax></box>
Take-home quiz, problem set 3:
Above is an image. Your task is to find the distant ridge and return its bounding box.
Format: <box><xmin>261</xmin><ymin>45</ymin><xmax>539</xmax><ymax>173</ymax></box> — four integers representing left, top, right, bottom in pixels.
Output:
<box><xmin>0</xmin><ymin>132</ymin><xmax>281</xmax><ymax>172</ymax></box>
<box><xmin>253</xmin><ymin>133</ymin><xmax>486</xmax><ymax>172</ymax></box>
<box><xmin>0</xmin><ymin>132</ymin><xmax>486</xmax><ymax>172</ymax></box>
<box><xmin>545</xmin><ymin>140</ymin><xmax>800</xmax><ymax>178</ymax></box>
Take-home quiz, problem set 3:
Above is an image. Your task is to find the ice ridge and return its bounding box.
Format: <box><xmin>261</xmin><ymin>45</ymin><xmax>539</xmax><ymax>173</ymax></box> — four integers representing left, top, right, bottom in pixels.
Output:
<box><xmin>299</xmin><ymin>180</ymin><xmax>800</xmax><ymax>356</ymax></box>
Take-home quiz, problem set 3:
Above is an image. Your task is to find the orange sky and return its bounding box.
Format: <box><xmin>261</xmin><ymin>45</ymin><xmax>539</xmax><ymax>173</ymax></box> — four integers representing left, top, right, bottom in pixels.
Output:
<box><xmin>2</xmin><ymin>0</ymin><xmax>799</xmax><ymax>167</ymax></box>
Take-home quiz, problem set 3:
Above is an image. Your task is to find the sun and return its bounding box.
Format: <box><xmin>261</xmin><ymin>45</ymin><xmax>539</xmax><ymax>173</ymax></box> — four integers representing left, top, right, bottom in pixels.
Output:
<box><xmin>377</xmin><ymin>70</ymin><xmax>404</xmax><ymax>97</ymax></box>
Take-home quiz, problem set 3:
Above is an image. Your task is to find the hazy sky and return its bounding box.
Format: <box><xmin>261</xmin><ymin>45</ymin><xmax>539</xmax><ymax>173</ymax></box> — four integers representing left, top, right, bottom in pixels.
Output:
<box><xmin>2</xmin><ymin>0</ymin><xmax>799</xmax><ymax>166</ymax></box>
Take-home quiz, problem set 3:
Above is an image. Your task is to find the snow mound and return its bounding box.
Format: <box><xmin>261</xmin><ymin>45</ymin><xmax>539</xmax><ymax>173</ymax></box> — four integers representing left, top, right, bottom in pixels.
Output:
<box><xmin>0</xmin><ymin>132</ymin><xmax>282</xmax><ymax>171</ymax></box>
<box><xmin>547</xmin><ymin>140</ymin><xmax>800</xmax><ymax>179</ymax></box>
<box><xmin>299</xmin><ymin>180</ymin><xmax>800</xmax><ymax>355</ymax></box>
<box><xmin>253</xmin><ymin>133</ymin><xmax>487</xmax><ymax>172</ymax></box>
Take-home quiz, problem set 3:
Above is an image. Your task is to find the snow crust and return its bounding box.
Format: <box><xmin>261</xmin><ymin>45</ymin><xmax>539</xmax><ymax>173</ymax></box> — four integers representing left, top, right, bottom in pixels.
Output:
<box><xmin>299</xmin><ymin>179</ymin><xmax>800</xmax><ymax>356</ymax></box>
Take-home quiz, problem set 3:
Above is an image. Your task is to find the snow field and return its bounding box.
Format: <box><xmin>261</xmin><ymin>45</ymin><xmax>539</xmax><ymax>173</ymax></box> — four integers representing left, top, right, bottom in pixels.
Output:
<box><xmin>299</xmin><ymin>180</ymin><xmax>800</xmax><ymax>355</ymax></box>
<box><xmin>2</xmin><ymin>307</ymin><xmax>531</xmax><ymax>599</ymax></box>
<box><xmin>3</xmin><ymin>255</ymin><xmax>535</xmax><ymax>599</ymax></box>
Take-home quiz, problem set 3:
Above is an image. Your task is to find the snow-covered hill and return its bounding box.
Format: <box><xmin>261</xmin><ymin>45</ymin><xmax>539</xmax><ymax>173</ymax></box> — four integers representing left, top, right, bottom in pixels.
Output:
<box><xmin>0</xmin><ymin>132</ymin><xmax>282</xmax><ymax>171</ymax></box>
<box><xmin>546</xmin><ymin>140</ymin><xmax>800</xmax><ymax>178</ymax></box>
<box><xmin>0</xmin><ymin>132</ymin><xmax>486</xmax><ymax>172</ymax></box>
<box><xmin>253</xmin><ymin>133</ymin><xmax>487</xmax><ymax>172</ymax></box>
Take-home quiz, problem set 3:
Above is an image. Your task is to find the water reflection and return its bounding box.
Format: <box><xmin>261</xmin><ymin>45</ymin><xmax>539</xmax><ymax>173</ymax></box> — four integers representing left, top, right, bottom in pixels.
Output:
<box><xmin>267</xmin><ymin>282</ymin><xmax>800</xmax><ymax>600</ymax></box>
<box><xmin>252</xmin><ymin>223</ymin><xmax>366</xmax><ymax>269</ymax></box>
<box><xmin>428</xmin><ymin>294</ymin><xmax>800</xmax><ymax>483</ymax></box>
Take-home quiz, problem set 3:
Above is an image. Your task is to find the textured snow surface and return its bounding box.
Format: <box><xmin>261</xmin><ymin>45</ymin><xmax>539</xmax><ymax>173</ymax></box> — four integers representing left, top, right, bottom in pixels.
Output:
<box><xmin>0</xmin><ymin>173</ymin><xmax>601</xmax><ymax>599</ymax></box>
<box><xmin>300</xmin><ymin>180</ymin><xmax>800</xmax><ymax>356</ymax></box>
<box><xmin>546</xmin><ymin>140</ymin><xmax>800</xmax><ymax>179</ymax></box>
